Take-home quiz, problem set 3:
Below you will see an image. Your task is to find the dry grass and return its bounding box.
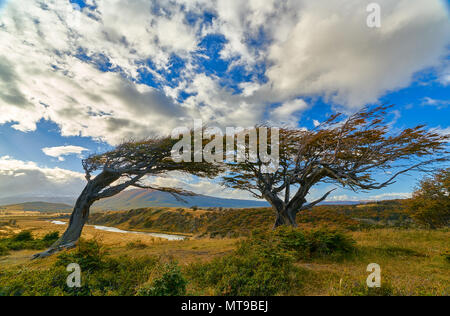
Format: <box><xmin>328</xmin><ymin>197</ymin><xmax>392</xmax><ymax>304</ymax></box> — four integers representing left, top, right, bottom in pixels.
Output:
<box><xmin>1</xmin><ymin>213</ymin><xmax>448</xmax><ymax>296</ymax></box>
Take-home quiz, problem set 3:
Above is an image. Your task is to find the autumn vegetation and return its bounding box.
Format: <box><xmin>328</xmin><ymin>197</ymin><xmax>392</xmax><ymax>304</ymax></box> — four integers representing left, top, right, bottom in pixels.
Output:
<box><xmin>0</xmin><ymin>106</ymin><xmax>448</xmax><ymax>296</ymax></box>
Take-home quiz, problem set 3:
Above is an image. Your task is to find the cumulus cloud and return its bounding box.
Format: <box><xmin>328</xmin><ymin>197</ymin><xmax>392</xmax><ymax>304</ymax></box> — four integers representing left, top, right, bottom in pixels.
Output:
<box><xmin>265</xmin><ymin>0</ymin><xmax>450</xmax><ymax>108</ymax></box>
<box><xmin>0</xmin><ymin>156</ymin><xmax>85</xmax><ymax>198</ymax></box>
<box><xmin>269</xmin><ymin>99</ymin><xmax>308</xmax><ymax>126</ymax></box>
<box><xmin>0</xmin><ymin>0</ymin><xmax>449</xmax><ymax>200</ymax></box>
<box><xmin>0</xmin><ymin>0</ymin><xmax>448</xmax><ymax>147</ymax></box>
<box><xmin>42</xmin><ymin>146</ymin><xmax>89</xmax><ymax>161</ymax></box>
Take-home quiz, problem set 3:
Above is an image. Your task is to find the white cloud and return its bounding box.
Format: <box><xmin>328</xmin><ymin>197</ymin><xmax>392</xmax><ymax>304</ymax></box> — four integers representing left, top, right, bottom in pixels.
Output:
<box><xmin>147</xmin><ymin>172</ymin><xmax>256</xmax><ymax>200</ymax></box>
<box><xmin>431</xmin><ymin>126</ymin><xmax>450</xmax><ymax>136</ymax></box>
<box><xmin>0</xmin><ymin>0</ymin><xmax>448</xmax><ymax>143</ymax></box>
<box><xmin>330</xmin><ymin>192</ymin><xmax>412</xmax><ymax>202</ymax></box>
<box><xmin>422</xmin><ymin>97</ymin><xmax>450</xmax><ymax>110</ymax></box>
<box><xmin>0</xmin><ymin>156</ymin><xmax>85</xmax><ymax>198</ymax></box>
<box><xmin>270</xmin><ymin>99</ymin><xmax>308</xmax><ymax>126</ymax></box>
<box><xmin>42</xmin><ymin>146</ymin><xmax>89</xmax><ymax>161</ymax></box>
<box><xmin>265</xmin><ymin>0</ymin><xmax>450</xmax><ymax>108</ymax></box>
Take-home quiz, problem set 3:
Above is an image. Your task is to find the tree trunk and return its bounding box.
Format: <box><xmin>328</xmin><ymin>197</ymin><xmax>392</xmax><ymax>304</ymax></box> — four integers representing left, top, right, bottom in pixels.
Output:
<box><xmin>33</xmin><ymin>171</ymin><xmax>122</xmax><ymax>259</ymax></box>
<box><xmin>273</xmin><ymin>206</ymin><xmax>298</xmax><ymax>228</ymax></box>
<box><xmin>32</xmin><ymin>184</ymin><xmax>95</xmax><ymax>259</ymax></box>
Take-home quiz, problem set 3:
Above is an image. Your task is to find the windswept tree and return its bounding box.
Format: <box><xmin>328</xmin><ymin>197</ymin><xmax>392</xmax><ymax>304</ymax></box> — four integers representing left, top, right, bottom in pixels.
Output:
<box><xmin>408</xmin><ymin>168</ymin><xmax>450</xmax><ymax>229</ymax></box>
<box><xmin>34</xmin><ymin>136</ymin><xmax>219</xmax><ymax>259</ymax></box>
<box><xmin>222</xmin><ymin>106</ymin><xmax>448</xmax><ymax>228</ymax></box>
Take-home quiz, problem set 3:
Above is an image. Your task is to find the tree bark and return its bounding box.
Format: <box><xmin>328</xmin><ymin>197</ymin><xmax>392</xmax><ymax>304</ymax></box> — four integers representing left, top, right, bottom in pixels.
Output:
<box><xmin>273</xmin><ymin>206</ymin><xmax>298</xmax><ymax>228</ymax></box>
<box><xmin>32</xmin><ymin>185</ymin><xmax>94</xmax><ymax>259</ymax></box>
<box><xmin>32</xmin><ymin>171</ymin><xmax>120</xmax><ymax>259</ymax></box>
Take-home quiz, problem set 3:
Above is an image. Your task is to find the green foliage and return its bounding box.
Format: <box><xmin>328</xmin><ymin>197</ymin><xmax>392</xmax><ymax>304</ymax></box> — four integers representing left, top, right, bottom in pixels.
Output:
<box><xmin>0</xmin><ymin>245</ymin><xmax>9</xmax><ymax>257</ymax></box>
<box><xmin>187</xmin><ymin>239</ymin><xmax>297</xmax><ymax>296</ymax></box>
<box><xmin>335</xmin><ymin>280</ymin><xmax>395</xmax><ymax>296</ymax></box>
<box><xmin>56</xmin><ymin>240</ymin><xmax>107</xmax><ymax>272</ymax></box>
<box><xmin>42</xmin><ymin>232</ymin><xmax>60</xmax><ymax>243</ymax></box>
<box><xmin>137</xmin><ymin>263</ymin><xmax>187</xmax><ymax>296</ymax></box>
<box><xmin>0</xmin><ymin>239</ymin><xmax>160</xmax><ymax>296</ymax></box>
<box><xmin>0</xmin><ymin>231</ymin><xmax>60</xmax><ymax>253</ymax></box>
<box><xmin>13</xmin><ymin>231</ymin><xmax>33</xmax><ymax>242</ymax></box>
<box><xmin>258</xmin><ymin>227</ymin><xmax>356</xmax><ymax>260</ymax></box>
<box><xmin>443</xmin><ymin>250</ymin><xmax>450</xmax><ymax>263</ymax></box>
<box><xmin>187</xmin><ymin>227</ymin><xmax>354</xmax><ymax>296</ymax></box>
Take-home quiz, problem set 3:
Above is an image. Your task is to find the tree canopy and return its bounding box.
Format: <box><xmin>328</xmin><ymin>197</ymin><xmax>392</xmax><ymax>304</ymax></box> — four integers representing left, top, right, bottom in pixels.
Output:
<box><xmin>33</xmin><ymin>135</ymin><xmax>220</xmax><ymax>258</ymax></box>
<box><xmin>409</xmin><ymin>168</ymin><xmax>450</xmax><ymax>229</ymax></box>
<box><xmin>222</xmin><ymin>106</ymin><xmax>448</xmax><ymax>227</ymax></box>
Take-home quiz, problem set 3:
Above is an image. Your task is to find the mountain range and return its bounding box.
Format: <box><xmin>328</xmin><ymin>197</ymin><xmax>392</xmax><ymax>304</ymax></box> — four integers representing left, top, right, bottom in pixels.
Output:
<box><xmin>0</xmin><ymin>189</ymin><xmax>270</xmax><ymax>211</ymax></box>
<box><xmin>0</xmin><ymin>189</ymin><xmax>378</xmax><ymax>213</ymax></box>
<box><xmin>91</xmin><ymin>189</ymin><xmax>270</xmax><ymax>210</ymax></box>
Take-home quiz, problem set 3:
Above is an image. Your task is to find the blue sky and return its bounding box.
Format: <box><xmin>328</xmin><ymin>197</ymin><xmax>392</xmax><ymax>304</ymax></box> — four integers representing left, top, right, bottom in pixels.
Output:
<box><xmin>0</xmin><ymin>0</ymin><xmax>448</xmax><ymax>201</ymax></box>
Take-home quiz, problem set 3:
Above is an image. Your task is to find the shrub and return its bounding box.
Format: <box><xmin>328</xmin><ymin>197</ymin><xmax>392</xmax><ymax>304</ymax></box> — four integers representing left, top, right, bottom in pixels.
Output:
<box><xmin>305</xmin><ymin>229</ymin><xmax>356</xmax><ymax>257</ymax></box>
<box><xmin>42</xmin><ymin>232</ymin><xmax>59</xmax><ymax>243</ymax></box>
<box><xmin>56</xmin><ymin>240</ymin><xmax>107</xmax><ymax>272</ymax></box>
<box><xmin>408</xmin><ymin>169</ymin><xmax>450</xmax><ymax>229</ymax></box>
<box><xmin>187</xmin><ymin>232</ymin><xmax>299</xmax><ymax>296</ymax></box>
<box><xmin>0</xmin><ymin>231</ymin><xmax>61</xmax><ymax>252</ymax></box>
<box><xmin>137</xmin><ymin>262</ymin><xmax>187</xmax><ymax>296</ymax></box>
<box><xmin>0</xmin><ymin>239</ymin><xmax>160</xmax><ymax>296</ymax></box>
<box><xmin>126</xmin><ymin>241</ymin><xmax>148</xmax><ymax>250</ymax></box>
<box><xmin>0</xmin><ymin>245</ymin><xmax>9</xmax><ymax>257</ymax></box>
<box><xmin>12</xmin><ymin>231</ymin><xmax>33</xmax><ymax>242</ymax></box>
<box><xmin>256</xmin><ymin>227</ymin><xmax>356</xmax><ymax>260</ymax></box>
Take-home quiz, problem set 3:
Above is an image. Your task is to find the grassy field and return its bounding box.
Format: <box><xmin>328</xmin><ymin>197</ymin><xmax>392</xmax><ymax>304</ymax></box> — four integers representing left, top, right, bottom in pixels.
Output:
<box><xmin>0</xmin><ymin>210</ymin><xmax>448</xmax><ymax>296</ymax></box>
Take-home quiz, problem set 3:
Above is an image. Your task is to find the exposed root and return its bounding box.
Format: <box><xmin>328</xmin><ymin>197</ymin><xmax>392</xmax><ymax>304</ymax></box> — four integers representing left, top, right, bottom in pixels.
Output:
<box><xmin>32</xmin><ymin>242</ymin><xmax>77</xmax><ymax>260</ymax></box>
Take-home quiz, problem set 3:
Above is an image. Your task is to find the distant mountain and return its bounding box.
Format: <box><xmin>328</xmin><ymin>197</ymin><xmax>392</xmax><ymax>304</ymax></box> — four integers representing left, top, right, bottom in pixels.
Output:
<box><xmin>92</xmin><ymin>189</ymin><xmax>269</xmax><ymax>210</ymax></box>
<box><xmin>0</xmin><ymin>190</ymin><xmax>389</xmax><ymax>213</ymax></box>
<box><xmin>0</xmin><ymin>202</ymin><xmax>73</xmax><ymax>213</ymax></box>
<box><xmin>0</xmin><ymin>196</ymin><xmax>76</xmax><ymax>206</ymax></box>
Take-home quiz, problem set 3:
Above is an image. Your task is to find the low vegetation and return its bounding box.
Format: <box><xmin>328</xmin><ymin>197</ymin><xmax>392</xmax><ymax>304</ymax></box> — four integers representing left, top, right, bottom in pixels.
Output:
<box><xmin>0</xmin><ymin>231</ymin><xmax>60</xmax><ymax>255</ymax></box>
<box><xmin>0</xmin><ymin>228</ymin><xmax>356</xmax><ymax>296</ymax></box>
<box><xmin>0</xmin><ymin>169</ymin><xmax>448</xmax><ymax>296</ymax></box>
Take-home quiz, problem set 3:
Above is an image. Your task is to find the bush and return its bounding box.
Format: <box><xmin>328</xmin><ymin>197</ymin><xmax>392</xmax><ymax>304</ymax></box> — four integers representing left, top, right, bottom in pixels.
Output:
<box><xmin>0</xmin><ymin>239</ymin><xmax>160</xmax><ymax>296</ymax></box>
<box><xmin>305</xmin><ymin>229</ymin><xmax>356</xmax><ymax>257</ymax></box>
<box><xmin>408</xmin><ymin>169</ymin><xmax>450</xmax><ymax>229</ymax></box>
<box><xmin>0</xmin><ymin>245</ymin><xmax>9</xmax><ymax>257</ymax></box>
<box><xmin>187</xmin><ymin>227</ymin><xmax>355</xmax><ymax>296</ymax></box>
<box><xmin>56</xmin><ymin>240</ymin><xmax>107</xmax><ymax>272</ymax></box>
<box><xmin>259</xmin><ymin>227</ymin><xmax>356</xmax><ymax>260</ymax></box>
<box><xmin>187</xmin><ymin>231</ymin><xmax>299</xmax><ymax>296</ymax></box>
<box><xmin>137</xmin><ymin>263</ymin><xmax>187</xmax><ymax>296</ymax></box>
<box><xmin>12</xmin><ymin>231</ymin><xmax>33</xmax><ymax>242</ymax></box>
<box><xmin>0</xmin><ymin>231</ymin><xmax>61</xmax><ymax>252</ymax></box>
<box><xmin>126</xmin><ymin>241</ymin><xmax>148</xmax><ymax>250</ymax></box>
<box><xmin>42</xmin><ymin>232</ymin><xmax>59</xmax><ymax>243</ymax></box>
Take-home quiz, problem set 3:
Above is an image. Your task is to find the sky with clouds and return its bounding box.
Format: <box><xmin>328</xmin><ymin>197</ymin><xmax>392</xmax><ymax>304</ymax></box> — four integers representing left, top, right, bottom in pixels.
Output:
<box><xmin>0</xmin><ymin>0</ymin><xmax>449</xmax><ymax>202</ymax></box>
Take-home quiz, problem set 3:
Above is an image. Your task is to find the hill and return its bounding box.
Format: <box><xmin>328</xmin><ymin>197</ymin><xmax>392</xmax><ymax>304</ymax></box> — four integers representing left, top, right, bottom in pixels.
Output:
<box><xmin>0</xmin><ymin>202</ymin><xmax>73</xmax><ymax>213</ymax></box>
<box><xmin>88</xmin><ymin>200</ymin><xmax>414</xmax><ymax>237</ymax></box>
<box><xmin>91</xmin><ymin>189</ymin><xmax>269</xmax><ymax>210</ymax></box>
